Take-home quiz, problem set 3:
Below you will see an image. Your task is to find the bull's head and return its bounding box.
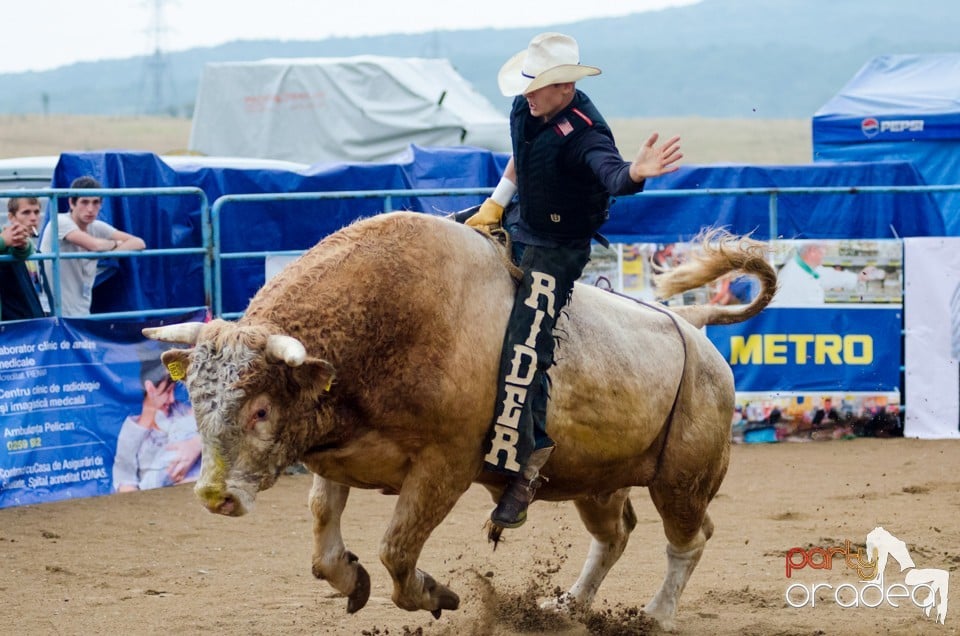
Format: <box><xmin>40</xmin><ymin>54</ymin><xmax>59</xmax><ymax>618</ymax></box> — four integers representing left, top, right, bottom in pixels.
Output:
<box><xmin>143</xmin><ymin>320</ymin><xmax>335</xmax><ymax>517</ymax></box>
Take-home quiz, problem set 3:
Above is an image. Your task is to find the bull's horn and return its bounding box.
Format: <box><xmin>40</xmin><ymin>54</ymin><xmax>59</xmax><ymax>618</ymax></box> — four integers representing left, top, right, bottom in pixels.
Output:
<box><xmin>142</xmin><ymin>322</ymin><xmax>203</xmax><ymax>345</ymax></box>
<box><xmin>266</xmin><ymin>334</ymin><xmax>307</xmax><ymax>367</ymax></box>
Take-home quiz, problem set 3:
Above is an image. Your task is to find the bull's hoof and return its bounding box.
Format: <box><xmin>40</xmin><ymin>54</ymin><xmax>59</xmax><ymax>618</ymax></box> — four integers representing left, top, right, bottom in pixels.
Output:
<box><xmin>540</xmin><ymin>592</ymin><xmax>576</xmax><ymax>614</ymax></box>
<box><xmin>643</xmin><ymin>602</ymin><xmax>675</xmax><ymax>631</ymax></box>
<box><xmin>431</xmin><ymin>587</ymin><xmax>459</xmax><ymax>618</ymax></box>
<box><xmin>347</xmin><ymin>564</ymin><xmax>371</xmax><ymax>614</ymax></box>
<box><xmin>421</xmin><ymin>571</ymin><xmax>459</xmax><ymax>618</ymax></box>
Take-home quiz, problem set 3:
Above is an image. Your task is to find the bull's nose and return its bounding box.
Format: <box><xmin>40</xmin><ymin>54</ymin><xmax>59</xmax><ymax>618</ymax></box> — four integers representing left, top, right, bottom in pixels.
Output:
<box><xmin>218</xmin><ymin>494</ymin><xmax>237</xmax><ymax>515</ymax></box>
<box><xmin>195</xmin><ymin>483</ymin><xmax>240</xmax><ymax>516</ymax></box>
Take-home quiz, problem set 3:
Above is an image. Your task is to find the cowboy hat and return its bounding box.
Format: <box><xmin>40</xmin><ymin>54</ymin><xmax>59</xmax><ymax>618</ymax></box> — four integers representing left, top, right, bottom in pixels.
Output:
<box><xmin>497</xmin><ymin>32</ymin><xmax>601</xmax><ymax>97</ymax></box>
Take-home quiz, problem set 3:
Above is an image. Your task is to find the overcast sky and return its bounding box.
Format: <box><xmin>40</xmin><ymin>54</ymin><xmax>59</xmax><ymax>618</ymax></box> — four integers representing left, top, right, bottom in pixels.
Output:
<box><xmin>1</xmin><ymin>0</ymin><xmax>699</xmax><ymax>74</ymax></box>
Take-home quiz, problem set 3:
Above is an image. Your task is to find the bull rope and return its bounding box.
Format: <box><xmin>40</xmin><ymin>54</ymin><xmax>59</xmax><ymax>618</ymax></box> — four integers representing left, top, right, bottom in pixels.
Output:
<box><xmin>592</xmin><ymin>277</ymin><xmax>688</xmax><ymax>480</ymax></box>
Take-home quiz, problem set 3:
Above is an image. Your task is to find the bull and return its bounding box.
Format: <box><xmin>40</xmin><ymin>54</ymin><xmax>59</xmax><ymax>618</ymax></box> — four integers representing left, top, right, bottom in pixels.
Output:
<box><xmin>144</xmin><ymin>211</ymin><xmax>776</xmax><ymax>629</ymax></box>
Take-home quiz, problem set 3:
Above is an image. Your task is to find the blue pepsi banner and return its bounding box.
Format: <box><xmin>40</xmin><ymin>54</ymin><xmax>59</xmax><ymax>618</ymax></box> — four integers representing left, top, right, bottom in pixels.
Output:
<box><xmin>811</xmin><ymin>113</ymin><xmax>960</xmax><ymax>144</ymax></box>
<box><xmin>706</xmin><ymin>307</ymin><xmax>901</xmax><ymax>393</ymax></box>
<box><xmin>0</xmin><ymin>312</ymin><xmax>204</xmax><ymax>509</ymax></box>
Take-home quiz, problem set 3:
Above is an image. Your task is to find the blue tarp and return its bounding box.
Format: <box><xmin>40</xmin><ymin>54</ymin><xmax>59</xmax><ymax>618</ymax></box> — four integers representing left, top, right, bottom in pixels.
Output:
<box><xmin>812</xmin><ymin>53</ymin><xmax>960</xmax><ymax>234</ymax></box>
<box><xmin>51</xmin><ymin>147</ymin><xmax>944</xmax><ymax>316</ymax></box>
<box><xmin>51</xmin><ymin>147</ymin><xmax>508</xmax><ymax>315</ymax></box>
<box><xmin>603</xmin><ymin>160</ymin><xmax>942</xmax><ymax>244</ymax></box>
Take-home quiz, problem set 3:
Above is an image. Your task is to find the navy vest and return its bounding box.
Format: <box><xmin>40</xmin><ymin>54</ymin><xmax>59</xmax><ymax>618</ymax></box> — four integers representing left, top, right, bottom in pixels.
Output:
<box><xmin>511</xmin><ymin>92</ymin><xmax>612</xmax><ymax>240</ymax></box>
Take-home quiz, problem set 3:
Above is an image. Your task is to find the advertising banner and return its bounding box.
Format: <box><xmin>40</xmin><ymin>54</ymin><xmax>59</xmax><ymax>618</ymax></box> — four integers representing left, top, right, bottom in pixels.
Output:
<box><xmin>578</xmin><ymin>238</ymin><xmax>906</xmax><ymax>442</ymax></box>
<box><xmin>706</xmin><ymin>306</ymin><xmax>902</xmax><ymax>393</ymax></box>
<box><xmin>0</xmin><ymin>312</ymin><xmax>204</xmax><ymax>509</ymax></box>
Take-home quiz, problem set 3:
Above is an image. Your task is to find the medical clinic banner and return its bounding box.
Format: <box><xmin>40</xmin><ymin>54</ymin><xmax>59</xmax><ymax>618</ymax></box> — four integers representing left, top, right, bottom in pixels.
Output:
<box><xmin>903</xmin><ymin>238</ymin><xmax>960</xmax><ymax>439</ymax></box>
<box><xmin>0</xmin><ymin>311</ymin><xmax>204</xmax><ymax>509</ymax></box>
<box><xmin>706</xmin><ymin>307</ymin><xmax>901</xmax><ymax>393</ymax></box>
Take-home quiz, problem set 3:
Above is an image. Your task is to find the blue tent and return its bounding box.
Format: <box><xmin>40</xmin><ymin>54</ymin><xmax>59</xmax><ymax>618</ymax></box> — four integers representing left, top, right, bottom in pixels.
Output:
<box><xmin>812</xmin><ymin>53</ymin><xmax>960</xmax><ymax>234</ymax></box>
<box><xmin>50</xmin><ymin>148</ymin><xmax>943</xmax><ymax>316</ymax></box>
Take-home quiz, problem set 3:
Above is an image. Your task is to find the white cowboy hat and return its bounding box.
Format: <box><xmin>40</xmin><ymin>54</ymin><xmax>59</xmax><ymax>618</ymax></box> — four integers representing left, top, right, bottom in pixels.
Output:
<box><xmin>497</xmin><ymin>32</ymin><xmax>601</xmax><ymax>97</ymax></box>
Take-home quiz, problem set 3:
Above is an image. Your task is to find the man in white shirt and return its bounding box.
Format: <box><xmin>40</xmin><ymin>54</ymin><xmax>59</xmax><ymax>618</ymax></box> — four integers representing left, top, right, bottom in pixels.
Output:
<box><xmin>771</xmin><ymin>243</ymin><xmax>880</xmax><ymax>306</ymax></box>
<box><xmin>40</xmin><ymin>176</ymin><xmax>145</xmax><ymax>317</ymax></box>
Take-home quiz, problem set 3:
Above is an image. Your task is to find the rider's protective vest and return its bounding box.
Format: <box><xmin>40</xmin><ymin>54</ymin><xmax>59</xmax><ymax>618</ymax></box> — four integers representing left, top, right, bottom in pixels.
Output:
<box><xmin>511</xmin><ymin>93</ymin><xmax>613</xmax><ymax>240</ymax></box>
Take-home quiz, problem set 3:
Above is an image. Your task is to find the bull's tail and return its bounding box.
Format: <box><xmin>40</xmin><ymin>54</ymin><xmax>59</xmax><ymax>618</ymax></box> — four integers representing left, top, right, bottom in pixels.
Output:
<box><xmin>653</xmin><ymin>229</ymin><xmax>777</xmax><ymax>328</ymax></box>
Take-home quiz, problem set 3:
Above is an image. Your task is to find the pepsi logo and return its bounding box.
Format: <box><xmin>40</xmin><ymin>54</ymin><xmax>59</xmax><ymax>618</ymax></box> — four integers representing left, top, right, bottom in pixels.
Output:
<box><xmin>861</xmin><ymin>117</ymin><xmax>880</xmax><ymax>138</ymax></box>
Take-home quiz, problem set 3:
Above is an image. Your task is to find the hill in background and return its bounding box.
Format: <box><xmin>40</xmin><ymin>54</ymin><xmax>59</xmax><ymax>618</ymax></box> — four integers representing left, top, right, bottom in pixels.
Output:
<box><xmin>0</xmin><ymin>0</ymin><xmax>957</xmax><ymax>119</ymax></box>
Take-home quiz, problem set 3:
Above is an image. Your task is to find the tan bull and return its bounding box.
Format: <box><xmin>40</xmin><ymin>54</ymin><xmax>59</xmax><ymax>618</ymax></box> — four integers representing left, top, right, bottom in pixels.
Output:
<box><xmin>144</xmin><ymin>211</ymin><xmax>776</xmax><ymax>629</ymax></box>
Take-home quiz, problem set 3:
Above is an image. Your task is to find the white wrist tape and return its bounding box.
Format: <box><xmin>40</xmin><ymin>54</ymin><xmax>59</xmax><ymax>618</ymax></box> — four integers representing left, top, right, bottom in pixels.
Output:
<box><xmin>490</xmin><ymin>177</ymin><xmax>518</xmax><ymax>208</ymax></box>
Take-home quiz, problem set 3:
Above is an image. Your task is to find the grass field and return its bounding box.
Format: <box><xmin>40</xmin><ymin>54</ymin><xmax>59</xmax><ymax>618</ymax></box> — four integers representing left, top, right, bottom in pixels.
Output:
<box><xmin>610</xmin><ymin>116</ymin><xmax>811</xmax><ymax>165</ymax></box>
<box><xmin>0</xmin><ymin>114</ymin><xmax>812</xmax><ymax>165</ymax></box>
<box><xmin>0</xmin><ymin>115</ymin><xmax>196</xmax><ymax>159</ymax></box>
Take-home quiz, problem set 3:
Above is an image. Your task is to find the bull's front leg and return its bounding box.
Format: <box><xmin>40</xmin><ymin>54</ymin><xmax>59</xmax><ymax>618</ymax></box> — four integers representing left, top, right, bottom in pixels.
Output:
<box><xmin>380</xmin><ymin>446</ymin><xmax>472</xmax><ymax>617</ymax></box>
<box><xmin>309</xmin><ymin>475</ymin><xmax>371</xmax><ymax>613</ymax></box>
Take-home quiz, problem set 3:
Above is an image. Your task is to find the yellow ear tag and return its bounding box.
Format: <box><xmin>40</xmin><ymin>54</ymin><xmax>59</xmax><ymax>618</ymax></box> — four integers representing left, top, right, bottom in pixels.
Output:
<box><xmin>166</xmin><ymin>359</ymin><xmax>186</xmax><ymax>381</ymax></box>
<box><xmin>324</xmin><ymin>376</ymin><xmax>334</xmax><ymax>392</ymax></box>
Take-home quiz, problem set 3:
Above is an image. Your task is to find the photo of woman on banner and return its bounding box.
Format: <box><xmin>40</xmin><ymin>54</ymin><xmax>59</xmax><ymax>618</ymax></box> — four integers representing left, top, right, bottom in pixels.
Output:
<box><xmin>112</xmin><ymin>344</ymin><xmax>201</xmax><ymax>492</ymax></box>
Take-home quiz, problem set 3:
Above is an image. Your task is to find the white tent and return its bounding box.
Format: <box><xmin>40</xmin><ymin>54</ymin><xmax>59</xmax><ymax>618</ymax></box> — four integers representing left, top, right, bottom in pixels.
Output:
<box><xmin>188</xmin><ymin>56</ymin><xmax>511</xmax><ymax>165</ymax></box>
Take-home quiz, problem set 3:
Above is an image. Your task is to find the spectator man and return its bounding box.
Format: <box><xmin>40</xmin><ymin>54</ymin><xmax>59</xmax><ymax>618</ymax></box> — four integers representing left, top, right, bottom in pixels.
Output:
<box><xmin>0</xmin><ymin>214</ymin><xmax>33</xmax><ymax>320</ymax></box>
<box><xmin>0</xmin><ymin>196</ymin><xmax>51</xmax><ymax>320</ymax></box>
<box><xmin>39</xmin><ymin>176</ymin><xmax>145</xmax><ymax>317</ymax></box>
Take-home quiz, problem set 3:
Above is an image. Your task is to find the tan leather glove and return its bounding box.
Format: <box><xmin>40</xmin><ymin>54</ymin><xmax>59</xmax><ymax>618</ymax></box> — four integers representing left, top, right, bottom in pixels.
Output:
<box><xmin>465</xmin><ymin>198</ymin><xmax>505</xmax><ymax>229</ymax></box>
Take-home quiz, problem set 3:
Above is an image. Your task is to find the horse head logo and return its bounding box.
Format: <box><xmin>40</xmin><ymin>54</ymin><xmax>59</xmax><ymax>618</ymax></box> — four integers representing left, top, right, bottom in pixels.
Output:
<box><xmin>865</xmin><ymin>526</ymin><xmax>949</xmax><ymax>624</ymax></box>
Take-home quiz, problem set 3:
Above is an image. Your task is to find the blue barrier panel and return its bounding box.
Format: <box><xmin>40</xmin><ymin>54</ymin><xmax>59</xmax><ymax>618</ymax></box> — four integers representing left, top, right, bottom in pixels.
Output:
<box><xmin>0</xmin><ymin>310</ymin><xmax>205</xmax><ymax>509</ymax></box>
<box><xmin>210</xmin><ymin>188</ymin><xmax>491</xmax><ymax>318</ymax></box>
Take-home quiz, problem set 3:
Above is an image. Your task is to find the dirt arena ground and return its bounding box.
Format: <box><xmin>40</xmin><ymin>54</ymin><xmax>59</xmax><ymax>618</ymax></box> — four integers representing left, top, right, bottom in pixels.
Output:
<box><xmin>2</xmin><ymin>437</ymin><xmax>958</xmax><ymax>636</ymax></box>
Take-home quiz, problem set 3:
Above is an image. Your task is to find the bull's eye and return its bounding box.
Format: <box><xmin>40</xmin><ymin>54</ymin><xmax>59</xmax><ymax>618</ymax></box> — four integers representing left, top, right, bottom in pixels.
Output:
<box><xmin>245</xmin><ymin>400</ymin><xmax>272</xmax><ymax>433</ymax></box>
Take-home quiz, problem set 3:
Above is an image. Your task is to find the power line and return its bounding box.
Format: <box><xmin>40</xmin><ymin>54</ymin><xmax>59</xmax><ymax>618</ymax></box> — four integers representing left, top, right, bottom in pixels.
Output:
<box><xmin>139</xmin><ymin>0</ymin><xmax>177</xmax><ymax>115</ymax></box>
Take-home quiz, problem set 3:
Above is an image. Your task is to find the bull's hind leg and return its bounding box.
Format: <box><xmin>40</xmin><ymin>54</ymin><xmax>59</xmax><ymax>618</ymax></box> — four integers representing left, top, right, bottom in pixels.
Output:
<box><xmin>542</xmin><ymin>488</ymin><xmax>636</xmax><ymax>614</ymax></box>
<box><xmin>644</xmin><ymin>468</ymin><xmax>723</xmax><ymax>630</ymax></box>
<box><xmin>380</xmin><ymin>446</ymin><xmax>472</xmax><ymax>617</ymax></box>
<box><xmin>309</xmin><ymin>475</ymin><xmax>371</xmax><ymax>613</ymax></box>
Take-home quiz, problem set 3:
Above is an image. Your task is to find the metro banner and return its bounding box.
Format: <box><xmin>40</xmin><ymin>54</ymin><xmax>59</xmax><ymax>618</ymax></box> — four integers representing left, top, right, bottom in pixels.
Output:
<box><xmin>0</xmin><ymin>312</ymin><xmax>204</xmax><ymax>509</ymax></box>
<box><xmin>706</xmin><ymin>306</ymin><xmax>901</xmax><ymax>393</ymax></box>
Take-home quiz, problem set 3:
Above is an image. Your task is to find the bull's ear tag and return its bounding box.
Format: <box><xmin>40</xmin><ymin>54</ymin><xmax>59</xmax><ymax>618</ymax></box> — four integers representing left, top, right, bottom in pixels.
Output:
<box><xmin>166</xmin><ymin>359</ymin><xmax>186</xmax><ymax>381</ymax></box>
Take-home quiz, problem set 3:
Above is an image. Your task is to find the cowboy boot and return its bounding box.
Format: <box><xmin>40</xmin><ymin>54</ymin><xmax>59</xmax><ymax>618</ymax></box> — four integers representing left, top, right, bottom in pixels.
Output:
<box><xmin>491</xmin><ymin>445</ymin><xmax>554</xmax><ymax>529</ymax></box>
